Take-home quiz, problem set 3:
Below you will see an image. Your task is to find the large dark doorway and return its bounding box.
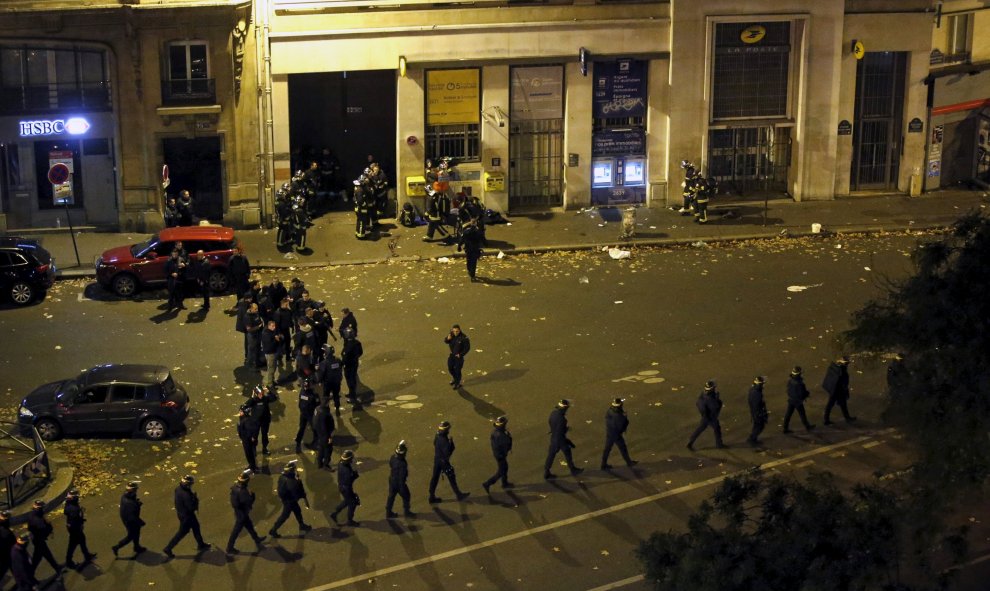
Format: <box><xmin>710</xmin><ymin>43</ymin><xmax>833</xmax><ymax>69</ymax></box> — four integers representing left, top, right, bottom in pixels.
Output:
<box><xmin>163</xmin><ymin>137</ymin><xmax>224</xmax><ymax>221</ymax></box>
<box><xmin>288</xmin><ymin>71</ymin><xmax>397</xmax><ymax>191</ymax></box>
<box><xmin>851</xmin><ymin>52</ymin><xmax>907</xmax><ymax>191</ymax></box>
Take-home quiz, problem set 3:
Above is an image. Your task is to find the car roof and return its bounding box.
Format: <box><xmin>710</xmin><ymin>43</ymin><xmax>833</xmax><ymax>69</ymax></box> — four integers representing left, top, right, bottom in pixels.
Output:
<box><xmin>0</xmin><ymin>237</ymin><xmax>42</xmax><ymax>249</ymax></box>
<box><xmin>158</xmin><ymin>226</ymin><xmax>235</xmax><ymax>242</ymax></box>
<box><xmin>78</xmin><ymin>364</ymin><xmax>170</xmax><ymax>386</ymax></box>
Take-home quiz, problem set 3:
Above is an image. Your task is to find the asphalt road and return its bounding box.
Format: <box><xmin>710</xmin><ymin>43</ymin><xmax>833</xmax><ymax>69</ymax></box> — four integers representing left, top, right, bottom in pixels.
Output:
<box><xmin>0</xmin><ymin>231</ymin><xmax>948</xmax><ymax>590</ymax></box>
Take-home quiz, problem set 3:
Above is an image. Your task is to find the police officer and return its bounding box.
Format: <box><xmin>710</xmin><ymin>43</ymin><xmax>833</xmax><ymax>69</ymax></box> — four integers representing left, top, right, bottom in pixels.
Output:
<box><xmin>330</xmin><ymin>450</ymin><xmax>361</xmax><ymax>526</ymax></box>
<box><xmin>318</xmin><ymin>344</ymin><xmax>344</xmax><ymax>415</ymax></box>
<box><xmin>823</xmin><ymin>355</ymin><xmax>857</xmax><ymax>425</ymax></box>
<box><xmin>458</xmin><ymin>219</ymin><xmax>485</xmax><ymax>282</ymax></box>
<box><xmin>226</xmin><ymin>471</ymin><xmax>266</xmax><ymax>555</ymax></box>
<box><xmin>189</xmin><ymin>250</ymin><xmax>212</xmax><ymax>310</ymax></box>
<box><xmin>295</xmin><ymin>378</ymin><xmax>319</xmax><ymax>454</ymax></box>
<box><xmin>482</xmin><ymin>416</ymin><xmax>514</xmax><ymax>494</ymax></box>
<box><xmin>746</xmin><ymin>376</ymin><xmax>770</xmax><ymax>447</ymax></box>
<box><xmin>339</xmin><ymin>307</ymin><xmax>358</xmax><ymax>338</ymax></box>
<box><xmin>428</xmin><ymin>421</ymin><xmax>470</xmax><ymax>503</ymax></box>
<box><xmin>444</xmin><ymin>324</ymin><xmax>470</xmax><ymax>389</ymax></box>
<box><xmin>274</xmin><ymin>297</ymin><xmax>295</xmax><ymax>367</ymax></box>
<box><xmin>544</xmin><ymin>399</ymin><xmax>583</xmax><ymax>479</ymax></box>
<box><xmin>270</xmin><ymin>461</ymin><xmax>313</xmax><ymax>538</ymax></box>
<box><xmin>687</xmin><ymin>381</ymin><xmax>726</xmax><ymax>451</ymax></box>
<box><xmin>10</xmin><ymin>534</ymin><xmax>36</xmax><ymax>591</ymax></box>
<box><xmin>178</xmin><ymin>189</ymin><xmax>194</xmax><ymax>226</ymax></box>
<box><xmin>165</xmin><ymin>249</ymin><xmax>186</xmax><ymax>311</ymax></box>
<box><xmin>244</xmin><ymin>302</ymin><xmax>264</xmax><ymax>369</ymax></box>
<box><xmin>783</xmin><ymin>366</ymin><xmax>816</xmax><ymax>434</ymax></box>
<box><xmin>341</xmin><ymin>327</ymin><xmax>363</xmax><ymax>400</ymax></box>
<box><xmin>0</xmin><ymin>510</ymin><xmax>13</xmax><ymax>582</ymax></box>
<box><xmin>63</xmin><ymin>489</ymin><xmax>96</xmax><ymax>569</ymax></box>
<box><xmin>249</xmin><ymin>384</ymin><xmax>278</xmax><ymax>455</ymax></box>
<box><xmin>237</xmin><ymin>404</ymin><xmax>260</xmax><ymax>473</ymax></box>
<box><xmin>385</xmin><ymin>440</ymin><xmax>415</xmax><ymax>518</ymax></box>
<box><xmin>111</xmin><ymin>482</ymin><xmax>146</xmax><ymax>557</ymax></box>
<box><xmin>313</xmin><ymin>400</ymin><xmax>335</xmax><ymax>470</ymax></box>
<box><xmin>228</xmin><ymin>249</ymin><xmax>251</xmax><ymax>301</ymax></box>
<box><xmin>26</xmin><ymin>499</ymin><xmax>61</xmax><ymax>577</ymax></box>
<box><xmin>163</xmin><ymin>475</ymin><xmax>211</xmax><ymax>558</ymax></box>
<box><xmin>601</xmin><ymin>398</ymin><xmax>638</xmax><ymax>470</ymax></box>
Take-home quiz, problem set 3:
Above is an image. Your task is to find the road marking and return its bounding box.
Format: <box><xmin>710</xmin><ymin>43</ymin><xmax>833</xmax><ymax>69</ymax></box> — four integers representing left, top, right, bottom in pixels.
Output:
<box><xmin>862</xmin><ymin>441</ymin><xmax>883</xmax><ymax>449</ymax></box>
<box><xmin>794</xmin><ymin>460</ymin><xmax>815</xmax><ymax>468</ymax></box>
<box><xmin>830</xmin><ymin>451</ymin><xmax>847</xmax><ymax>458</ymax></box>
<box><xmin>586</xmin><ymin>574</ymin><xmax>645</xmax><ymax>591</ymax></box>
<box><xmin>303</xmin><ymin>430</ymin><xmax>893</xmax><ymax>591</ymax></box>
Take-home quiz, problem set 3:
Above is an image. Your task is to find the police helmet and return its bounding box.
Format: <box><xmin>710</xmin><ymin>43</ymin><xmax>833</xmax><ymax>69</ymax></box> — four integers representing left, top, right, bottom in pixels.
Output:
<box><xmin>557</xmin><ymin>399</ymin><xmax>571</xmax><ymax>409</ymax></box>
<box><xmin>610</xmin><ymin>398</ymin><xmax>624</xmax><ymax>408</ymax></box>
<box><xmin>283</xmin><ymin>460</ymin><xmax>299</xmax><ymax>474</ymax></box>
<box><xmin>341</xmin><ymin>327</ymin><xmax>355</xmax><ymax>340</ymax></box>
<box><xmin>791</xmin><ymin>366</ymin><xmax>803</xmax><ymax>377</ymax></box>
<box><xmin>341</xmin><ymin>450</ymin><xmax>354</xmax><ymax>462</ymax></box>
<box><xmin>66</xmin><ymin>489</ymin><xmax>79</xmax><ymax>499</ymax></box>
<box><xmin>438</xmin><ymin>420</ymin><xmax>451</xmax><ymax>431</ymax></box>
<box><xmin>126</xmin><ymin>481</ymin><xmax>140</xmax><ymax>491</ymax></box>
<box><xmin>753</xmin><ymin>376</ymin><xmax>766</xmax><ymax>385</ymax></box>
<box><xmin>237</xmin><ymin>469</ymin><xmax>252</xmax><ymax>483</ymax></box>
<box><xmin>181</xmin><ymin>475</ymin><xmax>195</xmax><ymax>485</ymax></box>
<box><xmin>494</xmin><ymin>416</ymin><xmax>508</xmax><ymax>427</ymax></box>
<box><xmin>395</xmin><ymin>440</ymin><xmax>408</xmax><ymax>455</ymax></box>
<box><xmin>704</xmin><ymin>380</ymin><xmax>717</xmax><ymax>391</ymax></box>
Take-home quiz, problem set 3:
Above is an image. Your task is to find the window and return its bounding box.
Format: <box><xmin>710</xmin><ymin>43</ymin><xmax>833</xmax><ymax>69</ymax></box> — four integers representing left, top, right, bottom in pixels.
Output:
<box><xmin>111</xmin><ymin>384</ymin><xmax>145</xmax><ymax>402</ymax></box>
<box><xmin>425</xmin><ymin>69</ymin><xmax>481</xmax><ymax>162</ymax></box>
<box><xmin>0</xmin><ymin>45</ymin><xmax>110</xmax><ymax>114</ymax></box>
<box><xmin>33</xmin><ymin>140</ymin><xmax>83</xmax><ymax>209</ymax></box>
<box><xmin>711</xmin><ymin>22</ymin><xmax>791</xmax><ymax>120</ymax></box>
<box><xmin>76</xmin><ymin>385</ymin><xmax>109</xmax><ymax>404</ymax></box>
<box><xmin>425</xmin><ymin>124</ymin><xmax>480</xmax><ymax>162</ymax></box>
<box><xmin>947</xmin><ymin>14</ymin><xmax>972</xmax><ymax>61</ymax></box>
<box><xmin>0</xmin><ymin>252</ymin><xmax>10</xmax><ymax>267</ymax></box>
<box><xmin>163</xmin><ymin>41</ymin><xmax>214</xmax><ymax>104</ymax></box>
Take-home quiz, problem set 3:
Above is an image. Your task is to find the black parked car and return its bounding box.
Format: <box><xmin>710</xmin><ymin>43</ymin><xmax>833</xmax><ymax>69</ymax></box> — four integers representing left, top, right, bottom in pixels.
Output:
<box><xmin>0</xmin><ymin>237</ymin><xmax>55</xmax><ymax>306</ymax></box>
<box><xmin>18</xmin><ymin>364</ymin><xmax>190</xmax><ymax>441</ymax></box>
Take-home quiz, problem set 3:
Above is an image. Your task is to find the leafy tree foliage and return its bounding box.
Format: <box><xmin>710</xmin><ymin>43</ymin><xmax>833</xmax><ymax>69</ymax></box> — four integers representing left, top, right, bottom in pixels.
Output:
<box><xmin>636</xmin><ymin>471</ymin><xmax>966</xmax><ymax>591</ymax></box>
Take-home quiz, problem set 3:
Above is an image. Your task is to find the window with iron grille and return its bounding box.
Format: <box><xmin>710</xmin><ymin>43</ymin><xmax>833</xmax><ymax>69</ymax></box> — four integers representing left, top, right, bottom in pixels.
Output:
<box><xmin>711</xmin><ymin>21</ymin><xmax>791</xmax><ymax>120</ymax></box>
<box><xmin>0</xmin><ymin>45</ymin><xmax>110</xmax><ymax>114</ymax></box>
<box><xmin>425</xmin><ymin>124</ymin><xmax>480</xmax><ymax>162</ymax></box>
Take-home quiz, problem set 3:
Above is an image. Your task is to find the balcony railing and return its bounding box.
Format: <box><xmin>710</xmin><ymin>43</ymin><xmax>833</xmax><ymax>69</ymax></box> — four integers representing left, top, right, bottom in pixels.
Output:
<box><xmin>0</xmin><ymin>82</ymin><xmax>112</xmax><ymax>115</ymax></box>
<box><xmin>161</xmin><ymin>78</ymin><xmax>216</xmax><ymax>105</ymax></box>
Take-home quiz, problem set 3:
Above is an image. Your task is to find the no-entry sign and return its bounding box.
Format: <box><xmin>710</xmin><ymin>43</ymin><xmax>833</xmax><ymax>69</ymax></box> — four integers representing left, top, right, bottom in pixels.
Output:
<box><xmin>48</xmin><ymin>162</ymin><xmax>70</xmax><ymax>185</ymax></box>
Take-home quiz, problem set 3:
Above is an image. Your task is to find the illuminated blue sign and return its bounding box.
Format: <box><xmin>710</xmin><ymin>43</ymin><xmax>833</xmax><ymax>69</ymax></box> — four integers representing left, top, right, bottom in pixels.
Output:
<box><xmin>19</xmin><ymin>117</ymin><xmax>91</xmax><ymax>137</ymax></box>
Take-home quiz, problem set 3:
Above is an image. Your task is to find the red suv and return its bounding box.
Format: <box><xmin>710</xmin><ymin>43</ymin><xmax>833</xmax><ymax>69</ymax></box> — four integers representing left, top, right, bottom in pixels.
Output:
<box><xmin>96</xmin><ymin>226</ymin><xmax>241</xmax><ymax>297</ymax></box>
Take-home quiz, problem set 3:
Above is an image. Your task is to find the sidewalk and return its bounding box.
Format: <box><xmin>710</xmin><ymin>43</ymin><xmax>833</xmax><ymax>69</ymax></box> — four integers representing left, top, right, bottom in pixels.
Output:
<box><xmin>8</xmin><ymin>189</ymin><xmax>988</xmax><ymax>279</ymax></box>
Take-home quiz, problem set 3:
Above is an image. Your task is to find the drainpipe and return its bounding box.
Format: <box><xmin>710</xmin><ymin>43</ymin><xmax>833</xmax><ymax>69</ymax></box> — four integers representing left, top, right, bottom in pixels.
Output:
<box><xmin>254</xmin><ymin>0</ymin><xmax>275</xmax><ymax>228</ymax></box>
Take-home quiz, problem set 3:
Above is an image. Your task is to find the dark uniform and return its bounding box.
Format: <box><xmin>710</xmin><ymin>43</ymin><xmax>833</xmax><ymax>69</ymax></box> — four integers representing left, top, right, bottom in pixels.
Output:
<box><xmin>10</xmin><ymin>536</ymin><xmax>36</xmax><ymax>591</ymax></box>
<box><xmin>26</xmin><ymin>501</ymin><xmax>61</xmax><ymax>575</ymax></box>
<box><xmin>783</xmin><ymin>366</ymin><xmax>816</xmax><ymax>433</ymax></box>
<box><xmin>353</xmin><ymin>184</ymin><xmax>373</xmax><ymax>239</ymax></box>
<box><xmin>63</xmin><ymin>491</ymin><xmax>95</xmax><ymax>568</ymax></box>
<box><xmin>747</xmin><ymin>377</ymin><xmax>770</xmax><ymax>446</ymax></box>
<box><xmin>226</xmin><ymin>472</ymin><xmax>266</xmax><ymax>554</ymax></box>
<box><xmin>458</xmin><ymin>220</ymin><xmax>484</xmax><ymax>281</ymax></box>
<box><xmin>385</xmin><ymin>442</ymin><xmax>414</xmax><ymax>518</ymax></box>
<box><xmin>111</xmin><ymin>483</ymin><xmax>146</xmax><ymax>557</ymax></box>
<box><xmin>274</xmin><ymin>300</ymin><xmax>295</xmax><ymax>366</ymax></box>
<box><xmin>428</xmin><ymin>422</ymin><xmax>470</xmax><ymax>503</ymax></box>
<box><xmin>339</xmin><ymin>308</ymin><xmax>357</xmax><ymax>338</ymax></box>
<box><xmin>341</xmin><ymin>331</ymin><xmax>363</xmax><ymax>399</ymax></box>
<box><xmin>544</xmin><ymin>400</ymin><xmax>583</xmax><ymax>478</ymax></box>
<box><xmin>270</xmin><ymin>463</ymin><xmax>312</xmax><ymax>537</ymax></box>
<box><xmin>164</xmin><ymin>200</ymin><xmax>181</xmax><ymax>228</ymax></box>
<box><xmin>190</xmin><ymin>255</ymin><xmax>212</xmax><ymax>309</ymax></box>
<box><xmin>163</xmin><ymin>476</ymin><xmax>210</xmax><ymax>557</ymax></box>
<box><xmin>228</xmin><ymin>251</ymin><xmax>251</xmax><ymax>300</ymax></box>
<box><xmin>331</xmin><ymin>452</ymin><xmax>361</xmax><ymax>526</ymax></box>
<box><xmin>687</xmin><ymin>381</ymin><xmax>725</xmax><ymax>450</ymax></box>
<box><xmin>164</xmin><ymin>253</ymin><xmax>185</xmax><ymax>310</ymax></box>
<box><xmin>444</xmin><ymin>326</ymin><xmax>469</xmax><ymax>389</ymax></box>
<box><xmin>313</xmin><ymin>403</ymin><xmax>336</xmax><ymax>469</ymax></box>
<box><xmin>482</xmin><ymin>417</ymin><xmax>514</xmax><ymax>492</ymax></box>
<box><xmin>822</xmin><ymin>356</ymin><xmax>856</xmax><ymax>424</ymax></box>
<box><xmin>318</xmin><ymin>347</ymin><xmax>344</xmax><ymax>414</ymax></box>
<box><xmin>295</xmin><ymin>380</ymin><xmax>319</xmax><ymax>453</ymax></box>
<box><xmin>244</xmin><ymin>308</ymin><xmax>264</xmax><ymax>369</ymax></box>
<box><xmin>248</xmin><ymin>385</ymin><xmax>278</xmax><ymax>455</ymax></box>
<box><xmin>601</xmin><ymin>399</ymin><xmax>637</xmax><ymax>470</ymax></box>
<box><xmin>237</xmin><ymin>406</ymin><xmax>260</xmax><ymax>472</ymax></box>
<box><xmin>425</xmin><ymin>190</ymin><xmax>451</xmax><ymax>241</ymax></box>
<box><xmin>0</xmin><ymin>512</ymin><xmax>14</xmax><ymax>583</ymax></box>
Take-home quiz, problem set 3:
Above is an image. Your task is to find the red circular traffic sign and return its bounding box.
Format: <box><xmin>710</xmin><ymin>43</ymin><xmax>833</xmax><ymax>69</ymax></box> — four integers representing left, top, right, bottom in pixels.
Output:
<box><xmin>48</xmin><ymin>163</ymin><xmax>70</xmax><ymax>185</ymax></box>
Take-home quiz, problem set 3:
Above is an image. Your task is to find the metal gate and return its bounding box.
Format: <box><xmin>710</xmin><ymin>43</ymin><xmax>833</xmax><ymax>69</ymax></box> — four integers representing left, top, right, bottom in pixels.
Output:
<box><xmin>851</xmin><ymin>52</ymin><xmax>906</xmax><ymax>190</ymax></box>
<box><xmin>509</xmin><ymin>119</ymin><xmax>563</xmax><ymax>208</ymax></box>
<box><xmin>708</xmin><ymin>126</ymin><xmax>791</xmax><ymax>195</ymax></box>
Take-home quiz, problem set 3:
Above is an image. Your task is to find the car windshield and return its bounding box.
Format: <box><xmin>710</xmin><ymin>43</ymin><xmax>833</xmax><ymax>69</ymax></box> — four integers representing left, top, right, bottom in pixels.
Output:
<box><xmin>21</xmin><ymin>244</ymin><xmax>51</xmax><ymax>265</ymax></box>
<box><xmin>56</xmin><ymin>380</ymin><xmax>80</xmax><ymax>402</ymax></box>
<box><xmin>130</xmin><ymin>235</ymin><xmax>159</xmax><ymax>257</ymax></box>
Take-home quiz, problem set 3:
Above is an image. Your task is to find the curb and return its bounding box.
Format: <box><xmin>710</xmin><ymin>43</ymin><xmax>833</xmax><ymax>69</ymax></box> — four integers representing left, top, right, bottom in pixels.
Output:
<box><xmin>53</xmin><ymin>222</ymin><xmax>951</xmax><ymax>281</ymax></box>
<box><xmin>8</xmin><ymin>447</ymin><xmax>74</xmax><ymax>526</ymax></box>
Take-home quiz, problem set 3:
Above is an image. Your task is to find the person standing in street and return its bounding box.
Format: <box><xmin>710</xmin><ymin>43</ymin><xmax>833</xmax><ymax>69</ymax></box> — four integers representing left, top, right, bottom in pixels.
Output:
<box><xmin>457</xmin><ymin>218</ymin><xmax>484</xmax><ymax>282</ymax></box>
<box><xmin>822</xmin><ymin>355</ymin><xmax>857</xmax><ymax>425</ymax></box>
<box><xmin>63</xmin><ymin>489</ymin><xmax>96</xmax><ymax>570</ymax></box>
<box><xmin>482</xmin><ymin>416</ymin><xmax>514</xmax><ymax>494</ymax></box>
<box><xmin>274</xmin><ymin>297</ymin><xmax>295</xmax><ymax>368</ymax></box>
<box><xmin>226</xmin><ymin>471</ymin><xmax>267</xmax><ymax>556</ymax></box>
<box><xmin>191</xmin><ymin>250</ymin><xmax>211</xmax><ymax>310</ymax></box>
<box><xmin>318</xmin><ymin>344</ymin><xmax>344</xmax><ymax>415</ymax></box>
<box><xmin>244</xmin><ymin>303</ymin><xmax>264</xmax><ymax>370</ymax></box>
<box><xmin>330</xmin><ymin>450</ymin><xmax>361</xmax><ymax>527</ymax></box>
<box><xmin>783</xmin><ymin>366</ymin><xmax>816</xmax><ymax>433</ymax></box>
<box><xmin>164</xmin><ymin>249</ymin><xmax>186</xmax><ymax>311</ymax></box>
<box><xmin>746</xmin><ymin>376</ymin><xmax>769</xmax><ymax>447</ymax></box>
<box><xmin>111</xmin><ymin>482</ymin><xmax>146</xmax><ymax>558</ymax></box>
<box><xmin>313</xmin><ymin>400</ymin><xmax>335</xmax><ymax>470</ymax></box>
<box><xmin>11</xmin><ymin>534</ymin><xmax>36</xmax><ymax>591</ymax></box>
<box><xmin>228</xmin><ymin>249</ymin><xmax>251</xmax><ymax>301</ymax></box>
<box><xmin>27</xmin><ymin>499</ymin><xmax>61</xmax><ymax>578</ymax></box>
<box><xmin>544</xmin><ymin>399</ymin><xmax>583</xmax><ymax>479</ymax></box>
<box><xmin>428</xmin><ymin>421</ymin><xmax>470</xmax><ymax>503</ymax></box>
<box><xmin>444</xmin><ymin>324</ymin><xmax>470</xmax><ymax>389</ymax></box>
<box><xmin>177</xmin><ymin>189</ymin><xmax>195</xmax><ymax>226</ymax></box>
<box><xmin>687</xmin><ymin>381</ymin><xmax>726</xmax><ymax>451</ymax></box>
<box><xmin>269</xmin><ymin>461</ymin><xmax>313</xmax><ymax>538</ymax></box>
<box><xmin>261</xmin><ymin>321</ymin><xmax>283</xmax><ymax>387</ymax></box>
<box><xmin>601</xmin><ymin>398</ymin><xmax>638</xmax><ymax>470</ymax></box>
<box><xmin>341</xmin><ymin>328</ymin><xmax>363</xmax><ymax>400</ymax></box>
<box><xmin>295</xmin><ymin>378</ymin><xmax>319</xmax><ymax>454</ymax></box>
<box><xmin>385</xmin><ymin>440</ymin><xmax>414</xmax><ymax>518</ymax></box>
<box><xmin>163</xmin><ymin>475</ymin><xmax>211</xmax><ymax>559</ymax></box>
<box><xmin>339</xmin><ymin>308</ymin><xmax>357</xmax><ymax>339</ymax></box>
<box><xmin>0</xmin><ymin>511</ymin><xmax>14</xmax><ymax>583</ymax></box>
<box><xmin>249</xmin><ymin>384</ymin><xmax>277</xmax><ymax>456</ymax></box>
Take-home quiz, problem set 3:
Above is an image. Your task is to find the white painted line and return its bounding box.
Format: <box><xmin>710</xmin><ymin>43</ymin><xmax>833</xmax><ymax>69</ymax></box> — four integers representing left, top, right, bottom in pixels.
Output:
<box><xmin>794</xmin><ymin>460</ymin><xmax>815</xmax><ymax>468</ymax></box>
<box><xmin>830</xmin><ymin>452</ymin><xmax>847</xmax><ymax>458</ymax></box>
<box><xmin>303</xmin><ymin>430</ymin><xmax>893</xmax><ymax>591</ymax></box>
<box><xmin>862</xmin><ymin>441</ymin><xmax>883</xmax><ymax>449</ymax></box>
<box><xmin>586</xmin><ymin>574</ymin><xmax>645</xmax><ymax>591</ymax></box>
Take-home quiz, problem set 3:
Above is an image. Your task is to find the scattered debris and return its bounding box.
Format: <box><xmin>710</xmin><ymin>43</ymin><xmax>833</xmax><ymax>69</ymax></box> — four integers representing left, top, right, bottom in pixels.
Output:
<box><xmin>608</xmin><ymin>247</ymin><xmax>631</xmax><ymax>260</ymax></box>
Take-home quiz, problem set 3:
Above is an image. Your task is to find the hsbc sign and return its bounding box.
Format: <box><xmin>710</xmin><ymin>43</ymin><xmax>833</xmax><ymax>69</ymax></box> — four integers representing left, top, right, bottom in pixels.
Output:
<box><xmin>19</xmin><ymin>117</ymin><xmax>91</xmax><ymax>137</ymax></box>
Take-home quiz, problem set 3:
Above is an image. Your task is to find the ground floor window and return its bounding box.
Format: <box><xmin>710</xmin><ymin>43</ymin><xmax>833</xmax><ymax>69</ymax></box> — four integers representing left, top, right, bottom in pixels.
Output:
<box><xmin>34</xmin><ymin>139</ymin><xmax>82</xmax><ymax>208</ymax></box>
<box><xmin>425</xmin><ymin>123</ymin><xmax>480</xmax><ymax>162</ymax></box>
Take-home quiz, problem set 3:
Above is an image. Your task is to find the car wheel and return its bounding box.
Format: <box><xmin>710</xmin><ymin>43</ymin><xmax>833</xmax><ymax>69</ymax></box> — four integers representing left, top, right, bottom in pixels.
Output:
<box><xmin>9</xmin><ymin>281</ymin><xmax>35</xmax><ymax>306</ymax></box>
<box><xmin>208</xmin><ymin>269</ymin><xmax>230</xmax><ymax>294</ymax></box>
<box><xmin>142</xmin><ymin>417</ymin><xmax>168</xmax><ymax>441</ymax></box>
<box><xmin>35</xmin><ymin>418</ymin><xmax>62</xmax><ymax>441</ymax></box>
<box><xmin>112</xmin><ymin>273</ymin><xmax>138</xmax><ymax>297</ymax></box>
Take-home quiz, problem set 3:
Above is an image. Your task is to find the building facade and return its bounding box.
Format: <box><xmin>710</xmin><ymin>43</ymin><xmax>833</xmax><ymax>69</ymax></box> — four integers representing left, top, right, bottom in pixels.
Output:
<box><xmin>1</xmin><ymin>0</ymin><xmax>987</xmax><ymax>231</ymax></box>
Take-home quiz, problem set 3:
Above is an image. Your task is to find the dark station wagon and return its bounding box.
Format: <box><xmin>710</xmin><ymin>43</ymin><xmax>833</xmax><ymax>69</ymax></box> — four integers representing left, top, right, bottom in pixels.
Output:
<box><xmin>18</xmin><ymin>364</ymin><xmax>190</xmax><ymax>441</ymax></box>
<box><xmin>0</xmin><ymin>237</ymin><xmax>56</xmax><ymax>306</ymax></box>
